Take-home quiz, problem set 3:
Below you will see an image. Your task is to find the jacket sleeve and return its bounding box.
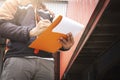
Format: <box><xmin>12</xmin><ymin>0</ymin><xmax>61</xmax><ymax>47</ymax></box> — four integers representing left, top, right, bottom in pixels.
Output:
<box><xmin>0</xmin><ymin>20</ymin><xmax>33</xmax><ymax>43</ymax></box>
<box><xmin>0</xmin><ymin>0</ymin><xmax>33</xmax><ymax>43</ymax></box>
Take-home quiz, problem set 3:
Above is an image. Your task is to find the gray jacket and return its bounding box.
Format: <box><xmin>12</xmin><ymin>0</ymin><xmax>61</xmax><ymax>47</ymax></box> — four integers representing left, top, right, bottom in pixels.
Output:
<box><xmin>0</xmin><ymin>3</ymin><xmax>53</xmax><ymax>58</ymax></box>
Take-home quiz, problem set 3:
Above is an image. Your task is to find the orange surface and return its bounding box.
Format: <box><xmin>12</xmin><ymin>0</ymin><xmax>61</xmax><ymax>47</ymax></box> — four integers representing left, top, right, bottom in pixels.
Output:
<box><xmin>60</xmin><ymin>0</ymin><xmax>100</xmax><ymax>79</ymax></box>
<box><xmin>60</xmin><ymin>0</ymin><xmax>110</xmax><ymax>80</ymax></box>
<box><xmin>29</xmin><ymin>15</ymin><xmax>67</xmax><ymax>53</ymax></box>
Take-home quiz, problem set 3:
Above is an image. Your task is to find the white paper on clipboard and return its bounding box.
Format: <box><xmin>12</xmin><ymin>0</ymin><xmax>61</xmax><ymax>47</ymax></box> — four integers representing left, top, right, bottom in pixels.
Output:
<box><xmin>52</xmin><ymin>16</ymin><xmax>84</xmax><ymax>37</ymax></box>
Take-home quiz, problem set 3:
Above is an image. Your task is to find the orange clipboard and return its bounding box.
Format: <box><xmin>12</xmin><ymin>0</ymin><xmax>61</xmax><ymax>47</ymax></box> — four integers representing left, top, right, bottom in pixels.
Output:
<box><xmin>29</xmin><ymin>15</ymin><xmax>67</xmax><ymax>53</ymax></box>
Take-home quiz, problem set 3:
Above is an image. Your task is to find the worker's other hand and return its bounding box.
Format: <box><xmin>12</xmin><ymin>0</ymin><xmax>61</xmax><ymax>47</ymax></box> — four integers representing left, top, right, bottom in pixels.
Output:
<box><xmin>30</xmin><ymin>19</ymin><xmax>51</xmax><ymax>37</ymax></box>
<box><xmin>59</xmin><ymin>32</ymin><xmax>74</xmax><ymax>51</ymax></box>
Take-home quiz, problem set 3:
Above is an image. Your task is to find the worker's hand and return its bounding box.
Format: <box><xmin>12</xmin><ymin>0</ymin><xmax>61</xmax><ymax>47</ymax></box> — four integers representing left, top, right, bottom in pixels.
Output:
<box><xmin>59</xmin><ymin>32</ymin><xmax>74</xmax><ymax>51</ymax></box>
<box><xmin>30</xmin><ymin>19</ymin><xmax>51</xmax><ymax>37</ymax></box>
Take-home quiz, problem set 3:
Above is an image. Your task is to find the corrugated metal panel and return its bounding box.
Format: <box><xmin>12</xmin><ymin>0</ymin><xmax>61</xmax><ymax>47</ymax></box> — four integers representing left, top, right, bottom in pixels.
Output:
<box><xmin>65</xmin><ymin>0</ymin><xmax>120</xmax><ymax>79</ymax></box>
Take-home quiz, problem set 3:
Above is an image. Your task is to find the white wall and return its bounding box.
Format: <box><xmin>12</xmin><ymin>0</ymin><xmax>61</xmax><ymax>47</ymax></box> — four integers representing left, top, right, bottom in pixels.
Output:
<box><xmin>0</xmin><ymin>1</ymin><xmax>4</xmax><ymax>6</ymax></box>
<box><xmin>45</xmin><ymin>2</ymin><xmax>68</xmax><ymax>16</ymax></box>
